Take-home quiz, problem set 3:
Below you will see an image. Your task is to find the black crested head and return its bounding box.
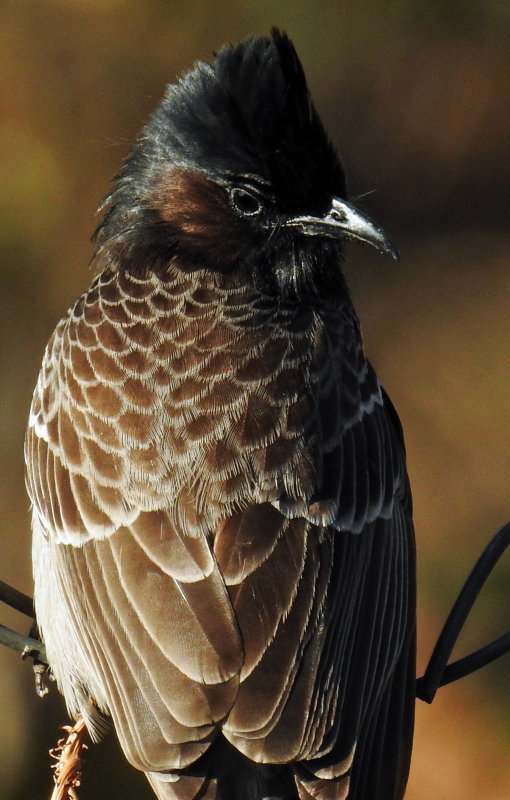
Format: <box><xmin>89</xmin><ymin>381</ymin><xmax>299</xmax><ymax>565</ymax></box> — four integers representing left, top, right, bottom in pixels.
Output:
<box><xmin>153</xmin><ymin>28</ymin><xmax>346</xmax><ymax>213</ymax></box>
<box><xmin>94</xmin><ymin>30</ymin><xmax>394</xmax><ymax>301</ymax></box>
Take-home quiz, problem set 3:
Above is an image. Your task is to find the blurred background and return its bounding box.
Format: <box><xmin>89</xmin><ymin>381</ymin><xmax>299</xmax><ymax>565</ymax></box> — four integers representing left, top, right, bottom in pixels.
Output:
<box><xmin>1</xmin><ymin>1</ymin><xmax>510</xmax><ymax>798</ymax></box>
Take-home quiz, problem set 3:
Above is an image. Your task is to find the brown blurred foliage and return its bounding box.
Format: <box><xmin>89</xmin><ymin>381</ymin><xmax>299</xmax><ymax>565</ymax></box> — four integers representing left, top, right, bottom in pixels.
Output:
<box><xmin>1</xmin><ymin>2</ymin><xmax>510</xmax><ymax>798</ymax></box>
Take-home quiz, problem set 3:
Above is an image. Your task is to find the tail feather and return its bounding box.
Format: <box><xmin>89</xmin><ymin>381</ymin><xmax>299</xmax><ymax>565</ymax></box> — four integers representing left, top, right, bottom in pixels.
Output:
<box><xmin>294</xmin><ymin>769</ymin><xmax>350</xmax><ymax>800</ymax></box>
<box><xmin>146</xmin><ymin>736</ymin><xmax>299</xmax><ymax>800</ymax></box>
<box><xmin>146</xmin><ymin>771</ymin><xmax>212</xmax><ymax>800</ymax></box>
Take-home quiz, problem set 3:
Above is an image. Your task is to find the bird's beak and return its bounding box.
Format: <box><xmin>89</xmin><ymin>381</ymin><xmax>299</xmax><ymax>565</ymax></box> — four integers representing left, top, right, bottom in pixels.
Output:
<box><xmin>285</xmin><ymin>197</ymin><xmax>398</xmax><ymax>259</ymax></box>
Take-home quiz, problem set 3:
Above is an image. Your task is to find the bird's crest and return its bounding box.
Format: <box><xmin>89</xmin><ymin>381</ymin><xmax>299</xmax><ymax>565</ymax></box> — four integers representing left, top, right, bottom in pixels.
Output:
<box><xmin>97</xmin><ymin>29</ymin><xmax>345</xmax><ymax>245</ymax></box>
<box><xmin>157</xmin><ymin>28</ymin><xmax>345</xmax><ymax>208</ymax></box>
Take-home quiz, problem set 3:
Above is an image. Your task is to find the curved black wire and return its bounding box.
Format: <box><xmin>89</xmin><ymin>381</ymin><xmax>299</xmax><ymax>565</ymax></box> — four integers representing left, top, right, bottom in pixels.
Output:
<box><xmin>416</xmin><ymin>520</ymin><xmax>510</xmax><ymax>703</ymax></box>
<box><xmin>0</xmin><ymin>578</ymin><xmax>34</xmax><ymax>618</ymax></box>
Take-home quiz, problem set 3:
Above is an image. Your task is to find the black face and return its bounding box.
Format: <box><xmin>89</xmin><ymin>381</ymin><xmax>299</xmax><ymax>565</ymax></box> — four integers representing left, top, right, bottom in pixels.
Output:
<box><xmin>94</xmin><ymin>30</ymin><xmax>393</xmax><ymax>302</ymax></box>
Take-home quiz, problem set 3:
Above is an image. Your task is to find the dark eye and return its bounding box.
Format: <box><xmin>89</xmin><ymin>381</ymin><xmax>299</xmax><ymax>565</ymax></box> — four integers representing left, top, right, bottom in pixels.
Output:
<box><xmin>230</xmin><ymin>186</ymin><xmax>263</xmax><ymax>217</ymax></box>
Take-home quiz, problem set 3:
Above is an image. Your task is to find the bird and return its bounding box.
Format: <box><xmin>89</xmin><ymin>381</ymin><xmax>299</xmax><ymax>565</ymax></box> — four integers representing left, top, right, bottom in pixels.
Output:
<box><xmin>25</xmin><ymin>29</ymin><xmax>416</xmax><ymax>800</ymax></box>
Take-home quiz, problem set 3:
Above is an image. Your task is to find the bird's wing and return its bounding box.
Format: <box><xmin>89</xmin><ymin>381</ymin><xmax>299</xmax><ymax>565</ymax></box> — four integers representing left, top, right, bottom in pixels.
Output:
<box><xmin>215</xmin><ymin>381</ymin><xmax>415</xmax><ymax>800</ymax></box>
<box><xmin>25</xmin><ymin>269</ymin><xmax>245</xmax><ymax>772</ymax></box>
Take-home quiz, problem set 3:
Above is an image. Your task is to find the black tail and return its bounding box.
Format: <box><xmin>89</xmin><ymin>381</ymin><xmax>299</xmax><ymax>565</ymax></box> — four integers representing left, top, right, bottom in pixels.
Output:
<box><xmin>146</xmin><ymin>735</ymin><xmax>299</xmax><ymax>800</ymax></box>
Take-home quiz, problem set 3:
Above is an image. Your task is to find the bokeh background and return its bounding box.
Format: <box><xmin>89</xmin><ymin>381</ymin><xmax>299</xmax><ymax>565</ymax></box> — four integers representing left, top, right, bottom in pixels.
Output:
<box><xmin>2</xmin><ymin>1</ymin><xmax>510</xmax><ymax>798</ymax></box>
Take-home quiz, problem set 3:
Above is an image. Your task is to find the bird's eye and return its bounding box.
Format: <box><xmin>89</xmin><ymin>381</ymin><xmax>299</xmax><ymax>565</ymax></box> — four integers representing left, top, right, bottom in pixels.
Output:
<box><xmin>230</xmin><ymin>186</ymin><xmax>263</xmax><ymax>218</ymax></box>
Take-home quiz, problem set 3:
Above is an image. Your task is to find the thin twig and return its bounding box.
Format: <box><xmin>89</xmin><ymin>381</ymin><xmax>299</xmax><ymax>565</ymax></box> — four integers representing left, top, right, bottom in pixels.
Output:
<box><xmin>0</xmin><ymin>578</ymin><xmax>50</xmax><ymax>695</ymax></box>
<box><xmin>0</xmin><ymin>622</ymin><xmax>47</xmax><ymax>662</ymax></box>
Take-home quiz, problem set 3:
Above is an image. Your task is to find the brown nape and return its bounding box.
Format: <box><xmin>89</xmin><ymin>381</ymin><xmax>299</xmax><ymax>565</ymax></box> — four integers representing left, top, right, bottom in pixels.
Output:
<box><xmin>157</xmin><ymin>167</ymin><xmax>251</xmax><ymax>271</ymax></box>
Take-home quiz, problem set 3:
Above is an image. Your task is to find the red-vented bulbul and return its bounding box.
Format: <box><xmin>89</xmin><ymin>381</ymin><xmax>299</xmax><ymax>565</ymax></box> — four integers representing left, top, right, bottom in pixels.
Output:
<box><xmin>26</xmin><ymin>29</ymin><xmax>416</xmax><ymax>800</ymax></box>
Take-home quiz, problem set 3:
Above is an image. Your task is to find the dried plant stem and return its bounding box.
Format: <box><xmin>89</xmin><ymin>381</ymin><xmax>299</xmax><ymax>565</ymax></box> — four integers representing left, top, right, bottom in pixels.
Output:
<box><xmin>49</xmin><ymin>716</ymin><xmax>89</xmax><ymax>800</ymax></box>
